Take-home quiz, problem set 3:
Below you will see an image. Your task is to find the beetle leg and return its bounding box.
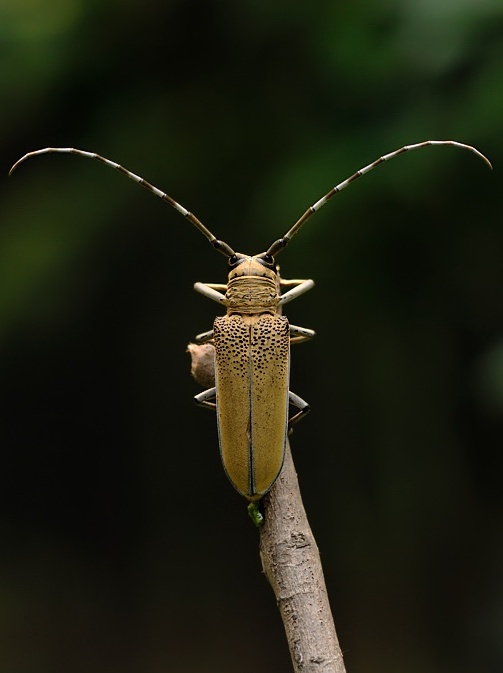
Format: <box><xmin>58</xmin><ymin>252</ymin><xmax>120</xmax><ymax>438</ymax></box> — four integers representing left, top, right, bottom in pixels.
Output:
<box><xmin>280</xmin><ymin>276</ymin><xmax>313</xmax><ymax>288</ymax></box>
<box><xmin>289</xmin><ymin>324</ymin><xmax>315</xmax><ymax>344</ymax></box>
<box><xmin>204</xmin><ymin>283</ymin><xmax>227</xmax><ymax>291</ymax></box>
<box><xmin>194</xmin><ymin>329</ymin><xmax>214</xmax><ymax>344</ymax></box>
<box><xmin>194</xmin><ymin>386</ymin><xmax>217</xmax><ymax>411</ymax></box>
<box><xmin>278</xmin><ymin>278</ymin><xmax>314</xmax><ymax>306</ymax></box>
<box><xmin>194</xmin><ymin>281</ymin><xmax>227</xmax><ymax>304</ymax></box>
<box><xmin>288</xmin><ymin>391</ymin><xmax>310</xmax><ymax>430</ymax></box>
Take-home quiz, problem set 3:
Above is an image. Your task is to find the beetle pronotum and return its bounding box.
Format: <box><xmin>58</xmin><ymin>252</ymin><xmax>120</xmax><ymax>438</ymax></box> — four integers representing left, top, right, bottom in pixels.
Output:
<box><xmin>10</xmin><ymin>141</ymin><xmax>492</xmax><ymax>507</ymax></box>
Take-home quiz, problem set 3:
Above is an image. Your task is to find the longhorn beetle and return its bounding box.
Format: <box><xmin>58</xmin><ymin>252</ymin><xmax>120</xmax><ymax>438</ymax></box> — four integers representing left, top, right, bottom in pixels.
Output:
<box><xmin>10</xmin><ymin>142</ymin><xmax>492</xmax><ymax>516</ymax></box>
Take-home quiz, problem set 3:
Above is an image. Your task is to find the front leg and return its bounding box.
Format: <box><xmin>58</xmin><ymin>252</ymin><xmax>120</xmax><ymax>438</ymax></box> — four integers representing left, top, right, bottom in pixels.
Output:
<box><xmin>279</xmin><ymin>278</ymin><xmax>314</xmax><ymax>306</ymax></box>
<box><xmin>194</xmin><ymin>281</ymin><xmax>227</xmax><ymax>305</ymax></box>
<box><xmin>193</xmin><ymin>282</ymin><xmax>227</xmax><ymax>342</ymax></box>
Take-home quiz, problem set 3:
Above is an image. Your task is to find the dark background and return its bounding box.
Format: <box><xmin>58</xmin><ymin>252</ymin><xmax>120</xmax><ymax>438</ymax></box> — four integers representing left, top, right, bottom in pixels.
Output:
<box><xmin>1</xmin><ymin>1</ymin><xmax>502</xmax><ymax>672</ymax></box>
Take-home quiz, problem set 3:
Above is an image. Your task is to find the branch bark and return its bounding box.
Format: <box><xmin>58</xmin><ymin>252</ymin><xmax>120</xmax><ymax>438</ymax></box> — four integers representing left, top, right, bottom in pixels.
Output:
<box><xmin>260</xmin><ymin>441</ymin><xmax>346</xmax><ymax>673</ymax></box>
<box><xmin>188</xmin><ymin>342</ymin><xmax>346</xmax><ymax>673</ymax></box>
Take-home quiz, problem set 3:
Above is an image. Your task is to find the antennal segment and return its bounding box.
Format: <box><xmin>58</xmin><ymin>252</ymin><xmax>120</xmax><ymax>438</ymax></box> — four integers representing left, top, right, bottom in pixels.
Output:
<box><xmin>9</xmin><ymin>147</ymin><xmax>235</xmax><ymax>258</ymax></box>
<box><xmin>267</xmin><ymin>140</ymin><xmax>492</xmax><ymax>257</ymax></box>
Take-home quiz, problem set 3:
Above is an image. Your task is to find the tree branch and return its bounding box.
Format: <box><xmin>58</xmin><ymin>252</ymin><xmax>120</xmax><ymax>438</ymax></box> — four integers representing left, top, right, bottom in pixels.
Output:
<box><xmin>260</xmin><ymin>440</ymin><xmax>346</xmax><ymax>672</ymax></box>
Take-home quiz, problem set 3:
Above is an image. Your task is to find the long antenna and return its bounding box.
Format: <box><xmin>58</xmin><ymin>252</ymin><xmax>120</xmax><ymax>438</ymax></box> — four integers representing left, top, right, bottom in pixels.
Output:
<box><xmin>9</xmin><ymin>147</ymin><xmax>235</xmax><ymax>258</ymax></box>
<box><xmin>266</xmin><ymin>140</ymin><xmax>492</xmax><ymax>257</ymax></box>
<box><xmin>10</xmin><ymin>141</ymin><xmax>491</xmax><ymax>261</ymax></box>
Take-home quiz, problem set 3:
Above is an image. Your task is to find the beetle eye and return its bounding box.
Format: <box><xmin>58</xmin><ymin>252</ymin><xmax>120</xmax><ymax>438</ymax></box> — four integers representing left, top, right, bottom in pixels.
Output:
<box><xmin>228</xmin><ymin>254</ymin><xmax>238</xmax><ymax>266</ymax></box>
<box><xmin>263</xmin><ymin>254</ymin><xmax>274</xmax><ymax>266</ymax></box>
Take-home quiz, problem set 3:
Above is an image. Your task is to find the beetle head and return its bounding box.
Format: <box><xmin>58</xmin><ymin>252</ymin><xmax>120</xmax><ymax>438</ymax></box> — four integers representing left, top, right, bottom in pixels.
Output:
<box><xmin>227</xmin><ymin>252</ymin><xmax>277</xmax><ymax>282</ymax></box>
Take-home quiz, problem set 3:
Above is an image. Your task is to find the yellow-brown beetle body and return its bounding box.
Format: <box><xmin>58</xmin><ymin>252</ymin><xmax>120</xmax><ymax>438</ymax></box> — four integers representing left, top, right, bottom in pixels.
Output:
<box><xmin>194</xmin><ymin>254</ymin><xmax>313</xmax><ymax>500</ymax></box>
<box><xmin>215</xmin><ymin>261</ymin><xmax>290</xmax><ymax>500</ymax></box>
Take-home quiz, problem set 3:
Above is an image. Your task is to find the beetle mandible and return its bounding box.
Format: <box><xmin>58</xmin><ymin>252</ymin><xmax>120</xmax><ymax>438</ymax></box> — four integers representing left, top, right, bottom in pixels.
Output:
<box><xmin>10</xmin><ymin>141</ymin><xmax>492</xmax><ymax>504</ymax></box>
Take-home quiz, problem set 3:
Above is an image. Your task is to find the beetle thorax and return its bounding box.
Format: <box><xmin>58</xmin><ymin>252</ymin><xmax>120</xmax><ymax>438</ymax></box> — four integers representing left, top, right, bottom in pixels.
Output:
<box><xmin>225</xmin><ymin>255</ymin><xmax>279</xmax><ymax>314</ymax></box>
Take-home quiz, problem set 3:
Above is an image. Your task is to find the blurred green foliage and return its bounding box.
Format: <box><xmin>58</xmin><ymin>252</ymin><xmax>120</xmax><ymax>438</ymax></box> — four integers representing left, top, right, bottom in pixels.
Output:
<box><xmin>1</xmin><ymin>1</ymin><xmax>502</xmax><ymax>672</ymax></box>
